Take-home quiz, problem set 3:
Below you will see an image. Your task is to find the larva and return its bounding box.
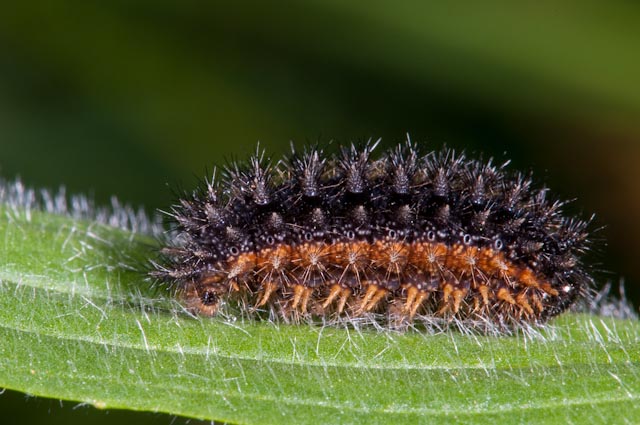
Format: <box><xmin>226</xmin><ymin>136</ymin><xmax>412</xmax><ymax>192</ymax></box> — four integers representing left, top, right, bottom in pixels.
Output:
<box><xmin>152</xmin><ymin>140</ymin><xmax>592</xmax><ymax>327</ymax></box>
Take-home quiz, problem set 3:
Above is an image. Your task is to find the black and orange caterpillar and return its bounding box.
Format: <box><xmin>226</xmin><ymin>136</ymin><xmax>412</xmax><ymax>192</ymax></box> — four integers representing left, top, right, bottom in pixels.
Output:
<box><xmin>152</xmin><ymin>140</ymin><xmax>592</xmax><ymax>327</ymax></box>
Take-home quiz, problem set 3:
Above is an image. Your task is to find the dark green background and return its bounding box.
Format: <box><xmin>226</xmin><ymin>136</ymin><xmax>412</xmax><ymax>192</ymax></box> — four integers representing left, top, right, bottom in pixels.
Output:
<box><xmin>1</xmin><ymin>1</ymin><xmax>639</xmax><ymax>423</ymax></box>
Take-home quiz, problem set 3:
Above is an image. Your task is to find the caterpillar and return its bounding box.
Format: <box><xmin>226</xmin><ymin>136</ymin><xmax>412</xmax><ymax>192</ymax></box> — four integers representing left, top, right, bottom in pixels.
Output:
<box><xmin>151</xmin><ymin>140</ymin><xmax>592</xmax><ymax>327</ymax></box>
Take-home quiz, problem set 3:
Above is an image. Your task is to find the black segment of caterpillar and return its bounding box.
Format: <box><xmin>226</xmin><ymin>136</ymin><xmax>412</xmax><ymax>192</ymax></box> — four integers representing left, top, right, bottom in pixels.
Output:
<box><xmin>151</xmin><ymin>139</ymin><xmax>593</xmax><ymax>327</ymax></box>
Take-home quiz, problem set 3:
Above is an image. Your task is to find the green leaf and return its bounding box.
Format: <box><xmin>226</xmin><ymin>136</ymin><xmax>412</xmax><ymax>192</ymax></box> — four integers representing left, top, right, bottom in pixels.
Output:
<box><xmin>1</xmin><ymin>204</ymin><xmax>639</xmax><ymax>424</ymax></box>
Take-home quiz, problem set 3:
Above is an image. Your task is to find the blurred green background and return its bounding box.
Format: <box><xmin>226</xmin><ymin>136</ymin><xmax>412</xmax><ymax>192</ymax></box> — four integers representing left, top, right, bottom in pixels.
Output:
<box><xmin>1</xmin><ymin>1</ymin><xmax>639</xmax><ymax>423</ymax></box>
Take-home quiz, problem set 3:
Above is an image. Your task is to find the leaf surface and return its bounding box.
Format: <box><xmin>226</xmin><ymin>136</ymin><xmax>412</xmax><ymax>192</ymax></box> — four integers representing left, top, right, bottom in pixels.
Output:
<box><xmin>0</xmin><ymin>206</ymin><xmax>639</xmax><ymax>424</ymax></box>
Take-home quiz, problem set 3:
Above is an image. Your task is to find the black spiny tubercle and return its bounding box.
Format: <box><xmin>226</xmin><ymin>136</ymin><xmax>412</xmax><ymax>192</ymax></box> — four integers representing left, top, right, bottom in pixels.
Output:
<box><xmin>152</xmin><ymin>139</ymin><xmax>593</xmax><ymax>329</ymax></box>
